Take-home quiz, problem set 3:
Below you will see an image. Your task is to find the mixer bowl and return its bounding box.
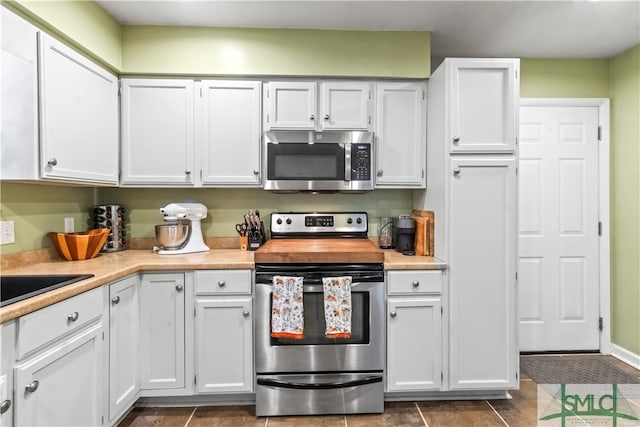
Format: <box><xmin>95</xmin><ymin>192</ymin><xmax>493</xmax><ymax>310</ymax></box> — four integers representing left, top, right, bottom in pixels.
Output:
<box><xmin>155</xmin><ymin>221</ymin><xmax>190</xmax><ymax>249</ymax></box>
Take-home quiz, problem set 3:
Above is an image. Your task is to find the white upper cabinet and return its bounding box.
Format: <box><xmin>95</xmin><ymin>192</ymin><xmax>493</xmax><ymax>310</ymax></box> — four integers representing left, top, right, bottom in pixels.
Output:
<box><xmin>39</xmin><ymin>34</ymin><xmax>119</xmax><ymax>184</ymax></box>
<box><xmin>375</xmin><ymin>81</ymin><xmax>426</xmax><ymax>188</ymax></box>
<box><xmin>198</xmin><ymin>80</ymin><xmax>262</xmax><ymax>186</ymax></box>
<box><xmin>264</xmin><ymin>81</ymin><xmax>373</xmax><ymax>131</ymax></box>
<box><xmin>121</xmin><ymin>78</ymin><xmax>195</xmax><ymax>186</ymax></box>
<box><xmin>265</xmin><ymin>82</ymin><xmax>317</xmax><ymax>130</ymax></box>
<box><xmin>447</xmin><ymin>59</ymin><xmax>519</xmax><ymax>153</ymax></box>
<box><xmin>320</xmin><ymin>82</ymin><xmax>372</xmax><ymax>130</ymax></box>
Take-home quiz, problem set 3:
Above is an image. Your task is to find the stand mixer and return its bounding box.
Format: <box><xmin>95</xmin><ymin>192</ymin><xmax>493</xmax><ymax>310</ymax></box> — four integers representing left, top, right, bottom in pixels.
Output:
<box><xmin>155</xmin><ymin>203</ymin><xmax>209</xmax><ymax>255</ymax></box>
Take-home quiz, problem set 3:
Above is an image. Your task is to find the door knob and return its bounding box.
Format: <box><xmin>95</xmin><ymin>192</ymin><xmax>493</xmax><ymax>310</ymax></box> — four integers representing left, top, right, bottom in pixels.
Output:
<box><xmin>175</xmin><ymin>284</ymin><xmax>183</xmax><ymax>292</ymax></box>
<box><xmin>47</xmin><ymin>158</ymin><xmax>58</xmax><ymax>166</ymax></box>
<box><xmin>453</xmin><ymin>168</ymin><xmax>461</xmax><ymax>177</ymax></box>
<box><xmin>185</xmin><ymin>169</ymin><xmax>191</xmax><ymax>175</ymax></box>
<box><xmin>111</xmin><ymin>296</ymin><xmax>120</xmax><ymax>304</ymax></box>
<box><xmin>309</xmin><ymin>114</ymin><xmax>315</xmax><ymax>120</ymax></box>
<box><xmin>0</xmin><ymin>399</ymin><xmax>11</xmax><ymax>414</ymax></box>
<box><xmin>242</xmin><ymin>310</ymin><xmax>250</xmax><ymax>318</ymax></box>
<box><xmin>67</xmin><ymin>311</ymin><xmax>79</xmax><ymax>322</ymax></box>
<box><xmin>324</xmin><ymin>114</ymin><xmax>330</xmax><ymax>120</ymax></box>
<box><xmin>412</xmin><ymin>280</ymin><xmax>420</xmax><ymax>288</ymax></box>
<box><xmin>253</xmin><ymin>170</ymin><xmax>259</xmax><ymax>175</ymax></box>
<box><xmin>377</xmin><ymin>169</ymin><xmax>383</xmax><ymax>177</ymax></box>
<box><xmin>25</xmin><ymin>381</ymin><xmax>39</xmax><ymax>393</ymax></box>
<box><xmin>218</xmin><ymin>280</ymin><xmax>226</xmax><ymax>287</ymax></box>
<box><xmin>390</xmin><ymin>311</ymin><xmax>397</xmax><ymax>318</ymax></box>
<box><xmin>453</xmin><ymin>136</ymin><xmax>460</xmax><ymax>144</ymax></box>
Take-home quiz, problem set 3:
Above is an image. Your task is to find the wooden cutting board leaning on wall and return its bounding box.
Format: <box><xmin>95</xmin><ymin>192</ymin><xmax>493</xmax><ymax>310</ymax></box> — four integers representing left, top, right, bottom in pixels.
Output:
<box><xmin>411</xmin><ymin>210</ymin><xmax>434</xmax><ymax>256</ymax></box>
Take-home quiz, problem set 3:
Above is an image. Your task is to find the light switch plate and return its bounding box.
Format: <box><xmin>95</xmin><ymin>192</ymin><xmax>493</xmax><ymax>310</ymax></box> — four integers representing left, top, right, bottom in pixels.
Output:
<box><xmin>0</xmin><ymin>220</ymin><xmax>15</xmax><ymax>245</ymax></box>
<box><xmin>64</xmin><ymin>217</ymin><xmax>75</xmax><ymax>233</ymax></box>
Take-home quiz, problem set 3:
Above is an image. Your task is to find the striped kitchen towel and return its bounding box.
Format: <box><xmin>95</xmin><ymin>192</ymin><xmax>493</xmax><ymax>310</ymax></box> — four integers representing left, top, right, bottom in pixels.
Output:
<box><xmin>271</xmin><ymin>276</ymin><xmax>304</xmax><ymax>339</ymax></box>
<box><xmin>323</xmin><ymin>276</ymin><xmax>352</xmax><ymax>339</ymax></box>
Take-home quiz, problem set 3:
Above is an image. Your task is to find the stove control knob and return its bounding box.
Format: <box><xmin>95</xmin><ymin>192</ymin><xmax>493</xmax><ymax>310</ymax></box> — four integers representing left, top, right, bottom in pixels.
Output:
<box><xmin>286</xmin><ymin>218</ymin><xmax>292</xmax><ymax>225</ymax></box>
<box><xmin>347</xmin><ymin>218</ymin><xmax>353</xmax><ymax>224</ymax></box>
<box><xmin>356</xmin><ymin>217</ymin><xmax>362</xmax><ymax>224</ymax></box>
<box><xmin>276</xmin><ymin>218</ymin><xmax>283</xmax><ymax>225</ymax></box>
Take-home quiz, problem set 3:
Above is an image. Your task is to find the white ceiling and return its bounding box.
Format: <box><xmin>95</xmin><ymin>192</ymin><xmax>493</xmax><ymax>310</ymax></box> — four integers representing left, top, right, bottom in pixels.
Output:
<box><xmin>96</xmin><ymin>0</ymin><xmax>640</xmax><ymax>58</ymax></box>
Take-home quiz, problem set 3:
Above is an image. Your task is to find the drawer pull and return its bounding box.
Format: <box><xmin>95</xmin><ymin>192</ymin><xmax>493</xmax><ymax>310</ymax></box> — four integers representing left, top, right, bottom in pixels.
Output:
<box><xmin>217</xmin><ymin>280</ymin><xmax>226</xmax><ymax>288</ymax></box>
<box><xmin>412</xmin><ymin>280</ymin><xmax>420</xmax><ymax>288</ymax></box>
<box><xmin>25</xmin><ymin>381</ymin><xmax>39</xmax><ymax>393</ymax></box>
<box><xmin>176</xmin><ymin>284</ymin><xmax>183</xmax><ymax>292</ymax></box>
<box><xmin>0</xmin><ymin>399</ymin><xmax>11</xmax><ymax>414</ymax></box>
<box><xmin>111</xmin><ymin>296</ymin><xmax>120</xmax><ymax>304</ymax></box>
<box><xmin>390</xmin><ymin>311</ymin><xmax>397</xmax><ymax>318</ymax></box>
<box><xmin>242</xmin><ymin>310</ymin><xmax>250</xmax><ymax>318</ymax></box>
<box><xmin>67</xmin><ymin>312</ymin><xmax>79</xmax><ymax>322</ymax></box>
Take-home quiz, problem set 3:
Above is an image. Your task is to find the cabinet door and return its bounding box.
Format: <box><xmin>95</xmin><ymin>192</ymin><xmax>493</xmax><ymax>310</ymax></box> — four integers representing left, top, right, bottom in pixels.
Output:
<box><xmin>195</xmin><ymin>297</ymin><xmax>253</xmax><ymax>394</ymax></box>
<box><xmin>121</xmin><ymin>79</ymin><xmax>195</xmax><ymax>185</ymax></box>
<box><xmin>265</xmin><ymin>82</ymin><xmax>317</xmax><ymax>129</ymax></box>
<box><xmin>448</xmin><ymin>59</ymin><xmax>518</xmax><ymax>153</ymax></box>
<box><xmin>109</xmin><ymin>276</ymin><xmax>139</xmax><ymax>420</ymax></box>
<box><xmin>320</xmin><ymin>82</ymin><xmax>372</xmax><ymax>130</ymax></box>
<box><xmin>139</xmin><ymin>273</ymin><xmax>185</xmax><ymax>391</ymax></box>
<box><xmin>375</xmin><ymin>82</ymin><xmax>426</xmax><ymax>187</ymax></box>
<box><xmin>387</xmin><ymin>297</ymin><xmax>441</xmax><ymax>392</ymax></box>
<box><xmin>199</xmin><ymin>80</ymin><xmax>262</xmax><ymax>185</ymax></box>
<box><xmin>39</xmin><ymin>34</ymin><xmax>118</xmax><ymax>184</ymax></box>
<box><xmin>1</xmin><ymin>322</ymin><xmax>16</xmax><ymax>426</ymax></box>
<box><xmin>14</xmin><ymin>323</ymin><xmax>103</xmax><ymax>427</ymax></box>
<box><xmin>1</xmin><ymin>8</ymin><xmax>39</xmax><ymax>180</ymax></box>
<box><xmin>448</xmin><ymin>157</ymin><xmax>517</xmax><ymax>390</ymax></box>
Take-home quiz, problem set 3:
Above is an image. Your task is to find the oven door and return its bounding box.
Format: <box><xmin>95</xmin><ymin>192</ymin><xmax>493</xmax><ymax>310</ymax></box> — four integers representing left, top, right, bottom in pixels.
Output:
<box><xmin>255</xmin><ymin>279</ymin><xmax>384</xmax><ymax>373</ymax></box>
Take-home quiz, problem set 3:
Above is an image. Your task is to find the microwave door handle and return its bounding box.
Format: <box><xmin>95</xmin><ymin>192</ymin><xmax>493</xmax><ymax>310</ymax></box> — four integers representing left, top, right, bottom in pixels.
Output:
<box><xmin>344</xmin><ymin>143</ymin><xmax>351</xmax><ymax>182</ymax></box>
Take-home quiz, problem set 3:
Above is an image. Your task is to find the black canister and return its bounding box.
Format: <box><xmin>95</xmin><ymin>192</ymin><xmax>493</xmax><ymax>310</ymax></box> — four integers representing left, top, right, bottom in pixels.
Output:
<box><xmin>392</xmin><ymin>216</ymin><xmax>416</xmax><ymax>254</ymax></box>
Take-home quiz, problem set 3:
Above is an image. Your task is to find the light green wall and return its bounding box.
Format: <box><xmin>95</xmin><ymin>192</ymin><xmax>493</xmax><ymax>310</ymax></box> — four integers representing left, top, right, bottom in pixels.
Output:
<box><xmin>121</xmin><ymin>26</ymin><xmax>430</xmax><ymax>77</ymax></box>
<box><xmin>98</xmin><ymin>188</ymin><xmax>413</xmax><ymax>240</ymax></box>
<box><xmin>609</xmin><ymin>45</ymin><xmax>640</xmax><ymax>355</ymax></box>
<box><xmin>3</xmin><ymin>0</ymin><xmax>122</xmax><ymax>71</ymax></box>
<box><xmin>520</xmin><ymin>58</ymin><xmax>610</xmax><ymax>98</ymax></box>
<box><xmin>0</xmin><ymin>183</ymin><xmax>97</xmax><ymax>255</ymax></box>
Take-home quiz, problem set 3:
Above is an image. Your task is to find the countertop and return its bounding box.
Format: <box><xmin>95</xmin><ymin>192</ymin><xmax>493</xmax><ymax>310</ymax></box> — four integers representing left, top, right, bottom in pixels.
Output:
<box><xmin>1</xmin><ymin>248</ymin><xmax>445</xmax><ymax>323</ymax></box>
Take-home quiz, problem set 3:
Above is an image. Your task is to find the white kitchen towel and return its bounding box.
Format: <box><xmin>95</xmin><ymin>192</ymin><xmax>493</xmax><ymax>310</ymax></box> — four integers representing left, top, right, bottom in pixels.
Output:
<box><xmin>323</xmin><ymin>276</ymin><xmax>352</xmax><ymax>339</ymax></box>
<box><xmin>271</xmin><ymin>276</ymin><xmax>304</xmax><ymax>339</ymax></box>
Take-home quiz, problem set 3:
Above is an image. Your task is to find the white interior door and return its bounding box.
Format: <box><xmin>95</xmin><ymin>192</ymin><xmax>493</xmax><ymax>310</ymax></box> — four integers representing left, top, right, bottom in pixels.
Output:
<box><xmin>518</xmin><ymin>105</ymin><xmax>600</xmax><ymax>351</ymax></box>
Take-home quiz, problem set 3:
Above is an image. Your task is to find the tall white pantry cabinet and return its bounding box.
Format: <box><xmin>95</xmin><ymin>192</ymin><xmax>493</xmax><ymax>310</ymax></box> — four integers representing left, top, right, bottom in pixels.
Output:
<box><xmin>415</xmin><ymin>58</ymin><xmax>519</xmax><ymax>391</ymax></box>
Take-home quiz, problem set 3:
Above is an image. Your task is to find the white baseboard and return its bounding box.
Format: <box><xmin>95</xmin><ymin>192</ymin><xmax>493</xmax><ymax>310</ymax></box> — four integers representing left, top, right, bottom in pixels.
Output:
<box><xmin>611</xmin><ymin>343</ymin><xmax>640</xmax><ymax>370</ymax></box>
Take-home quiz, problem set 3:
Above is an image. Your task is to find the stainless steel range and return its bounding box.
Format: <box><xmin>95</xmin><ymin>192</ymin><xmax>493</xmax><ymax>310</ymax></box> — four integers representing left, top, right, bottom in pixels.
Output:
<box><xmin>254</xmin><ymin>212</ymin><xmax>385</xmax><ymax>417</ymax></box>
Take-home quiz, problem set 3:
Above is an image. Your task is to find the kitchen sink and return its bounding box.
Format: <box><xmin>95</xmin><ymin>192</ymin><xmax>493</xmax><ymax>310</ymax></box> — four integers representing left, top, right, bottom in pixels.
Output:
<box><xmin>0</xmin><ymin>274</ymin><xmax>94</xmax><ymax>307</ymax></box>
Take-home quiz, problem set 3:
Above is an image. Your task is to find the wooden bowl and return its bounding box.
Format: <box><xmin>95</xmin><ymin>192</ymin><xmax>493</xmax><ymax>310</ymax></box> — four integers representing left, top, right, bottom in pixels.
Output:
<box><xmin>48</xmin><ymin>229</ymin><xmax>110</xmax><ymax>261</ymax></box>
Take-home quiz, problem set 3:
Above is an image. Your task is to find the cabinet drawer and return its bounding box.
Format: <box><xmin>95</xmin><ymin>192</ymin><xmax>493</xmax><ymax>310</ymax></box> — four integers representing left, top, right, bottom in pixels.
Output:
<box><xmin>387</xmin><ymin>270</ymin><xmax>442</xmax><ymax>295</ymax></box>
<box><xmin>195</xmin><ymin>270</ymin><xmax>251</xmax><ymax>295</ymax></box>
<box><xmin>16</xmin><ymin>287</ymin><xmax>103</xmax><ymax>359</ymax></box>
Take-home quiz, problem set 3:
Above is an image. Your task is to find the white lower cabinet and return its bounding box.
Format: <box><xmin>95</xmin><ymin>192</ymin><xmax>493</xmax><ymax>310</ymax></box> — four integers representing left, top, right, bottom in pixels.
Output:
<box><xmin>194</xmin><ymin>270</ymin><xmax>253</xmax><ymax>394</ymax></box>
<box><xmin>139</xmin><ymin>273</ymin><xmax>186</xmax><ymax>392</ymax></box>
<box><xmin>12</xmin><ymin>287</ymin><xmax>105</xmax><ymax>427</ymax></box>
<box><xmin>1</xmin><ymin>321</ymin><xmax>15</xmax><ymax>427</ymax></box>
<box><xmin>108</xmin><ymin>276</ymin><xmax>139</xmax><ymax>422</ymax></box>
<box><xmin>386</xmin><ymin>270</ymin><xmax>443</xmax><ymax>393</ymax></box>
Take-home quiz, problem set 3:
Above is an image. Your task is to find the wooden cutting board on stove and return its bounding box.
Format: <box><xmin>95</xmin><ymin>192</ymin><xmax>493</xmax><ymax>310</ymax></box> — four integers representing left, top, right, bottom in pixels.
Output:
<box><xmin>255</xmin><ymin>238</ymin><xmax>384</xmax><ymax>264</ymax></box>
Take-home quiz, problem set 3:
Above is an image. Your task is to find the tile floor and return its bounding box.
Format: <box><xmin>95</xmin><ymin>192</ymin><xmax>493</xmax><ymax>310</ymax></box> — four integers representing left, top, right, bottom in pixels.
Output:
<box><xmin>119</xmin><ymin>355</ymin><xmax>640</xmax><ymax>427</ymax></box>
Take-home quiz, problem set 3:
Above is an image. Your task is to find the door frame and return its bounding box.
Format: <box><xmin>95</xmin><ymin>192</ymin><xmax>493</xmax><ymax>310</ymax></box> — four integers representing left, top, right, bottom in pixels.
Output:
<box><xmin>519</xmin><ymin>98</ymin><xmax>611</xmax><ymax>354</ymax></box>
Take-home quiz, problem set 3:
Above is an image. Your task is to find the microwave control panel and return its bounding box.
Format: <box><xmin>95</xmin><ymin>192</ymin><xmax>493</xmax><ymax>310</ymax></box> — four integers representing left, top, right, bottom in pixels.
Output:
<box><xmin>351</xmin><ymin>144</ymin><xmax>371</xmax><ymax>181</ymax></box>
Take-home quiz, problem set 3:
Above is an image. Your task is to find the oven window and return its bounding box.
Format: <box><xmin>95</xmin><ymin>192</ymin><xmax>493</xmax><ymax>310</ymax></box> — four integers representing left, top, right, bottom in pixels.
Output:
<box><xmin>267</xmin><ymin>143</ymin><xmax>345</xmax><ymax>181</ymax></box>
<box><xmin>270</xmin><ymin>291</ymin><xmax>370</xmax><ymax>345</ymax></box>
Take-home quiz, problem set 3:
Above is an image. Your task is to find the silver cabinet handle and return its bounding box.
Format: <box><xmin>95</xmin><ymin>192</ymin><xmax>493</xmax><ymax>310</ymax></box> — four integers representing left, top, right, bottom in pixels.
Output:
<box><xmin>175</xmin><ymin>284</ymin><xmax>183</xmax><ymax>292</ymax></box>
<box><xmin>253</xmin><ymin>170</ymin><xmax>259</xmax><ymax>175</ymax></box>
<box><xmin>242</xmin><ymin>310</ymin><xmax>250</xmax><ymax>318</ymax></box>
<box><xmin>111</xmin><ymin>296</ymin><xmax>120</xmax><ymax>304</ymax></box>
<box><xmin>47</xmin><ymin>158</ymin><xmax>57</xmax><ymax>166</ymax></box>
<box><xmin>453</xmin><ymin>136</ymin><xmax>460</xmax><ymax>144</ymax></box>
<box><xmin>412</xmin><ymin>280</ymin><xmax>420</xmax><ymax>288</ymax></box>
<box><xmin>324</xmin><ymin>114</ymin><xmax>330</xmax><ymax>120</ymax></box>
<box><xmin>67</xmin><ymin>312</ymin><xmax>79</xmax><ymax>322</ymax></box>
<box><xmin>185</xmin><ymin>169</ymin><xmax>191</xmax><ymax>175</ymax></box>
<box><xmin>377</xmin><ymin>169</ymin><xmax>383</xmax><ymax>177</ymax></box>
<box><xmin>25</xmin><ymin>380</ymin><xmax>39</xmax><ymax>393</ymax></box>
<box><xmin>217</xmin><ymin>280</ymin><xmax>226</xmax><ymax>287</ymax></box>
<box><xmin>453</xmin><ymin>168</ymin><xmax>461</xmax><ymax>176</ymax></box>
<box><xmin>0</xmin><ymin>399</ymin><xmax>10</xmax><ymax>414</ymax></box>
<box><xmin>309</xmin><ymin>114</ymin><xmax>315</xmax><ymax>120</ymax></box>
<box><xmin>390</xmin><ymin>311</ymin><xmax>397</xmax><ymax>318</ymax></box>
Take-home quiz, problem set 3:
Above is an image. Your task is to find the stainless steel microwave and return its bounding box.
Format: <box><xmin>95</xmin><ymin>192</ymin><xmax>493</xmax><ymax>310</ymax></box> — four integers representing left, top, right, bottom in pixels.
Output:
<box><xmin>263</xmin><ymin>131</ymin><xmax>374</xmax><ymax>192</ymax></box>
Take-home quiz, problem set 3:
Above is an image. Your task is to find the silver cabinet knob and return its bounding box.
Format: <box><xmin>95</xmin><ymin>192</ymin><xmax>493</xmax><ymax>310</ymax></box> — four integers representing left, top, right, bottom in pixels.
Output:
<box><xmin>0</xmin><ymin>399</ymin><xmax>11</xmax><ymax>414</ymax></box>
<box><xmin>377</xmin><ymin>169</ymin><xmax>383</xmax><ymax>177</ymax></box>
<box><xmin>217</xmin><ymin>280</ymin><xmax>226</xmax><ymax>287</ymax></box>
<box><xmin>453</xmin><ymin>136</ymin><xmax>460</xmax><ymax>143</ymax></box>
<box><xmin>175</xmin><ymin>284</ymin><xmax>183</xmax><ymax>292</ymax></box>
<box><xmin>309</xmin><ymin>114</ymin><xmax>315</xmax><ymax>120</ymax></box>
<box><xmin>242</xmin><ymin>310</ymin><xmax>250</xmax><ymax>318</ymax></box>
<box><xmin>25</xmin><ymin>381</ymin><xmax>39</xmax><ymax>393</ymax></box>
<box><xmin>412</xmin><ymin>280</ymin><xmax>420</xmax><ymax>288</ymax></box>
<box><xmin>324</xmin><ymin>114</ymin><xmax>330</xmax><ymax>120</ymax></box>
<box><xmin>253</xmin><ymin>170</ymin><xmax>259</xmax><ymax>175</ymax></box>
<box><xmin>67</xmin><ymin>312</ymin><xmax>79</xmax><ymax>322</ymax></box>
<box><xmin>453</xmin><ymin>168</ymin><xmax>461</xmax><ymax>176</ymax></box>
<box><xmin>390</xmin><ymin>311</ymin><xmax>397</xmax><ymax>318</ymax></box>
<box><xmin>111</xmin><ymin>296</ymin><xmax>120</xmax><ymax>304</ymax></box>
<box><xmin>47</xmin><ymin>158</ymin><xmax>58</xmax><ymax>166</ymax></box>
<box><xmin>185</xmin><ymin>169</ymin><xmax>191</xmax><ymax>175</ymax></box>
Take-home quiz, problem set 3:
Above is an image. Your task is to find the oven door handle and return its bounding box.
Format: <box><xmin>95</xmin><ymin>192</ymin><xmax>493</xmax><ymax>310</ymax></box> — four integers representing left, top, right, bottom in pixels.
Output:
<box><xmin>257</xmin><ymin>375</ymin><xmax>382</xmax><ymax>390</ymax></box>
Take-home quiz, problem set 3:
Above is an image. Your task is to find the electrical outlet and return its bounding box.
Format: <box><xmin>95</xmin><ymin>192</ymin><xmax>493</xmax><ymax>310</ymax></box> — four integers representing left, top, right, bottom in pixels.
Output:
<box><xmin>0</xmin><ymin>220</ymin><xmax>15</xmax><ymax>245</ymax></box>
<box><xmin>64</xmin><ymin>217</ymin><xmax>75</xmax><ymax>233</ymax></box>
